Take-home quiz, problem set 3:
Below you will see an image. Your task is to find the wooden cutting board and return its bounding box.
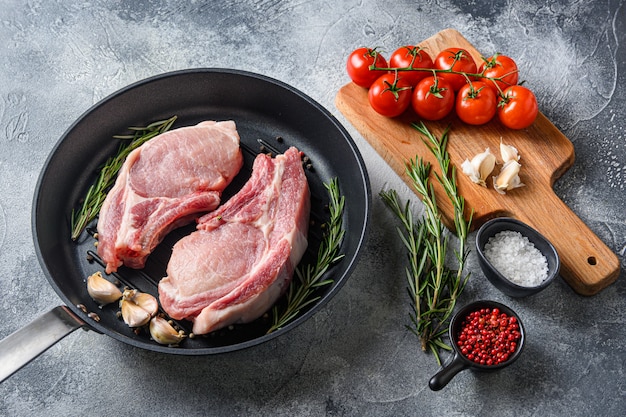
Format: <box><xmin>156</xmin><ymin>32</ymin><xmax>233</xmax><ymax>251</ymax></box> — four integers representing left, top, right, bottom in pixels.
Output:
<box><xmin>335</xmin><ymin>28</ymin><xmax>619</xmax><ymax>296</ymax></box>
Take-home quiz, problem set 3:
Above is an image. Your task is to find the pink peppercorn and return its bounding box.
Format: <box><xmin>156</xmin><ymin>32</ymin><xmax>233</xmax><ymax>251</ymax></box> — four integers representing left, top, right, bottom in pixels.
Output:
<box><xmin>456</xmin><ymin>307</ymin><xmax>521</xmax><ymax>366</ymax></box>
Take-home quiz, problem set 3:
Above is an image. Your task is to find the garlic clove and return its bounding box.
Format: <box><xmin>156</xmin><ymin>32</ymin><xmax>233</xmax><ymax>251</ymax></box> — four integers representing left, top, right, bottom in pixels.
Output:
<box><xmin>132</xmin><ymin>292</ymin><xmax>159</xmax><ymax>317</ymax></box>
<box><xmin>87</xmin><ymin>271</ymin><xmax>122</xmax><ymax>306</ymax></box>
<box><xmin>120</xmin><ymin>299</ymin><xmax>152</xmax><ymax>327</ymax></box>
<box><xmin>476</xmin><ymin>151</ymin><xmax>497</xmax><ymax>183</ymax></box>
<box><xmin>149</xmin><ymin>316</ymin><xmax>186</xmax><ymax>345</ymax></box>
<box><xmin>462</xmin><ymin>148</ymin><xmax>496</xmax><ymax>187</ymax></box>
<box><xmin>493</xmin><ymin>160</ymin><xmax>524</xmax><ymax>194</ymax></box>
<box><xmin>119</xmin><ymin>289</ymin><xmax>159</xmax><ymax>327</ymax></box>
<box><xmin>500</xmin><ymin>140</ymin><xmax>520</xmax><ymax>163</ymax></box>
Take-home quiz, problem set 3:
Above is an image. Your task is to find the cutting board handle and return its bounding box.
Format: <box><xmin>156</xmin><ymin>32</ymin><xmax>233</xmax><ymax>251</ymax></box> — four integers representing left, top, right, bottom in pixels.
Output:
<box><xmin>513</xmin><ymin>189</ymin><xmax>619</xmax><ymax>295</ymax></box>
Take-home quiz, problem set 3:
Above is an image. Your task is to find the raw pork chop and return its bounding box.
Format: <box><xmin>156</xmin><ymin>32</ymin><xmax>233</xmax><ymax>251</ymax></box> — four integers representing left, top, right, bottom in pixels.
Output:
<box><xmin>158</xmin><ymin>147</ymin><xmax>310</xmax><ymax>335</ymax></box>
<box><xmin>97</xmin><ymin>120</ymin><xmax>243</xmax><ymax>274</ymax></box>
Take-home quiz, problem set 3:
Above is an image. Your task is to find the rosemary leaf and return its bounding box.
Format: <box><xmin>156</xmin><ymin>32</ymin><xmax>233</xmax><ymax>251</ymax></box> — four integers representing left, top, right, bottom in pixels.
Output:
<box><xmin>70</xmin><ymin>116</ymin><xmax>177</xmax><ymax>240</ymax></box>
<box><xmin>268</xmin><ymin>177</ymin><xmax>345</xmax><ymax>334</ymax></box>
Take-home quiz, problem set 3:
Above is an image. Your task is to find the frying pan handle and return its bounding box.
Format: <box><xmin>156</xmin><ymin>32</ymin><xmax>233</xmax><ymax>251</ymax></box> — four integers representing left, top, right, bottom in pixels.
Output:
<box><xmin>0</xmin><ymin>306</ymin><xmax>87</xmax><ymax>383</ymax></box>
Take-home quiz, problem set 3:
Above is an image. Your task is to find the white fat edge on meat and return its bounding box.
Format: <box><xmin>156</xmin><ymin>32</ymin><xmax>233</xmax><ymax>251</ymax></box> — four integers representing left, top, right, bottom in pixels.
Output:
<box><xmin>255</xmin><ymin>153</ymin><xmax>287</xmax><ymax>239</ymax></box>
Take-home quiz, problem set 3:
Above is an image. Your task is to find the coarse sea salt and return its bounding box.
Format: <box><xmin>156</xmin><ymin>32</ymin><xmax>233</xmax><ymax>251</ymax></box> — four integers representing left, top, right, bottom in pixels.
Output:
<box><xmin>483</xmin><ymin>230</ymin><xmax>548</xmax><ymax>287</ymax></box>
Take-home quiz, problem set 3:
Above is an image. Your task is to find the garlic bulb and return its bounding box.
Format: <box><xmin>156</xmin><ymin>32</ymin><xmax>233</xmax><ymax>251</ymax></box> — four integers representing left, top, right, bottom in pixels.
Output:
<box><xmin>493</xmin><ymin>160</ymin><xmax>524</xmax><ymax>194</ymax></box>
<box><xmin>149</xmin><ymin>316</ymin><xmax>186</xmax><ymax>345</ymax></box>
<box><xmin>461</xmin><ymin>148</ymin><xmax>496</xmax><ymax>187</ymax></box>
<box><xmin>87</xmin><ymin>271</ymin><xmax>122</xmax><ymax>306</ymax></box>
<box><xmin>120</xmin><ymin>289</ymin><xmax>158</xmax><ymax>327</ymax></box>
<box><xmin>500</xmin><ymin>140</ymin><xmax>520</xmax><ymax>163</ymax></box>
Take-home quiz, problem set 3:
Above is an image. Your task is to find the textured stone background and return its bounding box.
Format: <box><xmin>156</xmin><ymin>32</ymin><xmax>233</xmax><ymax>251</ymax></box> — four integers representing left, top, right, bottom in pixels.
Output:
<box><xmin>0</xmin><ymin>1</ymin><xmax>624</xmax><ymax>416</ymax></box>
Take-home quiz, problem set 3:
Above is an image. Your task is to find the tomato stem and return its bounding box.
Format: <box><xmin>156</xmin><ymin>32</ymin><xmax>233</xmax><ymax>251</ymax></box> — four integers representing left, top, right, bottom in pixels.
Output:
<box><xmin>463</xmin><ymin>79</ymin><xmax>486</xmax><ymax>99</ymax></box>
<box><xmin>370</xmin><ymin>65</ymin><xmax>517</xmax><ymax>88</ymax></box>
<box><xmin>426</xmin><ymin>74</ymin><xmax>447</xmax><ymax>99</ymax></box>
<box><xmin>383</xmin><ymin>70</ymin><xmax>413</xmax><ymax>100</ymax></box>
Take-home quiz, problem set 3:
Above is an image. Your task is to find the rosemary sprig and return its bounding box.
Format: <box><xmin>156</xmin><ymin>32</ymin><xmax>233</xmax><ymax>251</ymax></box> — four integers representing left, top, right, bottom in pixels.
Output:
<box><xmin>380</xmin><ymin>122</ymin><xmax>471</xmax><ymax>365</ymax></box>
<box><xmin>70</xmin><ymin>116</ymin><xmax>177</xmax><ymax>240</ymax></box>
<box><xmin>268</xmin><ymin>177</ymin><xmax>345</xmax><ymax>333</ymax></box>
<box><xmin>411</xmin><ymin>122</ymin><xmax>472</xmax><ymax>305</ymax></box>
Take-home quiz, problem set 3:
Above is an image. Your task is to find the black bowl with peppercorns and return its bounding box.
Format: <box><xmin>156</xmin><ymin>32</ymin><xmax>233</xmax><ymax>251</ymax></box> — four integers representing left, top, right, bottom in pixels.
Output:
<box><xmin>429</xmin><ymin>300</ymin><xmax>526</xmax><ymax>391</ymax></box>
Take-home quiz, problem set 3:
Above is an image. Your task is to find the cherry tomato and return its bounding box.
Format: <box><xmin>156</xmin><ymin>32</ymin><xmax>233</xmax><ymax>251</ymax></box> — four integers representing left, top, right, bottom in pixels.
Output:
<box><xmin>434</xmin><ymin>47</ymin><xmax>477</xmax><ymax>91</ymax></box>
<box><xmin>480</xmin><ymin>54</ymin><xmax>519</xmax><ymax>95</ymax></box>
<box><xmin>346</xmin><ymin>47</ymin><xmax>389</xmax><ymax>88</ymax></box>
<box><xmin>455</xmin><ymin>81</ymin><xmax>497</xmax><ymax>125</ymax></box>
<box><xmin>497</xmin><ymin>85</ymin><xmax>538</xmax><ymax>129</ymax></box>
<box><xmin>368</xmin><ymin>73</ymin><xmax>412</xmax><ymax>117</ymax></box>
<box><xmin>389</xmin><ymin>45</ymin><xmax>433</xmax><ymax>86</ymax></box>
<box><xmin>411</xmin><ymin>76</ymin><xmax>455</xmax><ymax>121</ymax></box>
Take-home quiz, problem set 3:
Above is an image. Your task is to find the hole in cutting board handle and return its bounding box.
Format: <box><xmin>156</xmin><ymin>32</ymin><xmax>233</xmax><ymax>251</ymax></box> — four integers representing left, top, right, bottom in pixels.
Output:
<box><xmin>588</xmin><ymin>256</ymin><xmax>597</xmax><ymax>265</ymax></box>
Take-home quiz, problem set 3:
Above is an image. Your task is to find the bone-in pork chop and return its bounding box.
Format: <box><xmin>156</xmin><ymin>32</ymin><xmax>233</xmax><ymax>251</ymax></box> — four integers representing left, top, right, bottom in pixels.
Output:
<box><xmin>97</xmin><ymin>120</ymin><xmax>243</xmax><ymax>274</ymax></box>
<box><xmin>158</xmin><ymin>147</ymin><xmax>310</xmax><ymax>335</ymax></box>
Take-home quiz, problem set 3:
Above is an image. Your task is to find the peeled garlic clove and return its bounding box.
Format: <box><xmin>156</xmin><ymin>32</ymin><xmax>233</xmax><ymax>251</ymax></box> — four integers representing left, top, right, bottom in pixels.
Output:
<box><xmin>150</xmin><ymin>316</ymin><xmax>186</xmax><ymax>345</ymax></box>
<box><xmin>87</xmin><ymin>271</ymin><xmax>122</xmax><ymax>306</ymax></box>
<box><xmin>462</xmin><ymin>148</ymin><xmax>496</xmax><ymax>187</ymax></box>
<box><xmin>493</xmin><ymin>160</ymin><xmax>524</xmax><ymax>194</ymax></box>
<box><xmin>500</xmin><ymin>140</ymin><xmax>520</xmax><ymax>163</ymax></box>
<box><xmin>120</xmin><ymin>298</ymin><xmax>152</xmax><ymax>327</ymax></box>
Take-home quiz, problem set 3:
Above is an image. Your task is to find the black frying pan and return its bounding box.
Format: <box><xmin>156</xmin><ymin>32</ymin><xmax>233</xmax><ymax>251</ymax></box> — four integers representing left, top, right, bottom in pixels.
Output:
<box><xmin>0</xmin><ymin>69</ymin><xmax>370</xmax><ymax>382</ymax></box>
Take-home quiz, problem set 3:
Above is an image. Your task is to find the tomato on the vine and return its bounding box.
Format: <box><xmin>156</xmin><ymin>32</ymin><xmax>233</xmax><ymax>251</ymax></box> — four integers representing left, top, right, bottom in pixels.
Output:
<box><xmin>389</xmin><ymin>45</ymin><xmax>433</xmax><ymax>86</ymax></box>
<box><xmin>455</xmin><ymin>81</ymin><xmax>497</xmax><ymax>125</ymax></box>
<box><xmin>497</xmin><ymin>85</ymin><xmax>538</xmax><ymax>129</ymax></box>
<box><xmin>368</xmin><ymin>73</ymin><xmax>412</xmax><ymax>117</ymax></box>
<box><xmin>433</xmin><ymin>47</ymin><xmax>477</xmax><ymax>91</ymax></box>
<box><xmin>411</xmin><ymin>76</ymin><xmax>455</xmax><ymax>121</ymax></box>
<box><xmin>480</xmin><ymin>54</ymin><xmax>519</xmax><ymax>95</ymax></box>
<box><xmin>346</xmin><ymin>47</ymin><xmax>389</xmax><ymax>88</ymax></box>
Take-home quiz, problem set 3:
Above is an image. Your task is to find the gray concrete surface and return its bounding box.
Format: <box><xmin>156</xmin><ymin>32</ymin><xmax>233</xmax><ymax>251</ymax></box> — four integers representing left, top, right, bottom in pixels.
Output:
<box><xmin>0</xmin><ymin>0</ymin><xmax>625</xmax><ymax>416</ymax></box>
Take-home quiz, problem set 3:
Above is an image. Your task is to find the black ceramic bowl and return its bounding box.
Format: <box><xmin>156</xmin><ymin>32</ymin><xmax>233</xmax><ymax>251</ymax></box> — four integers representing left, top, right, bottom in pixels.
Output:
<box><xmin>476</xmin><ymin>218</ymin><xmax>560</xmax><ymax>297</ymax></box>
<box><xmin>429</xmin><ymin>300</ymin><xmax>525</xmax><ymax>391</ymax></box>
